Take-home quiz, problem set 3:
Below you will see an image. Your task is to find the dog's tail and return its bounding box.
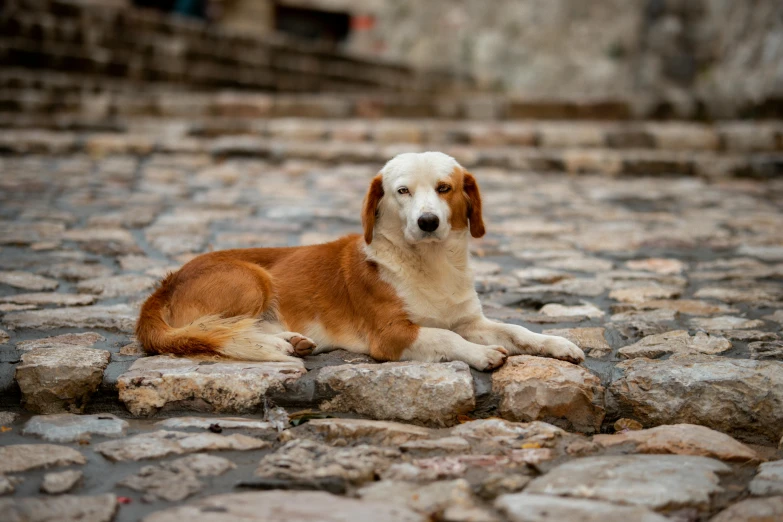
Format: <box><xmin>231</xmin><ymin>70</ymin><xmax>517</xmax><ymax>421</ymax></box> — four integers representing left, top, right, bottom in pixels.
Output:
<box><xmin>135</xmin><ymin>275</ymin><xmax>295</xmax><ymax>362</ymax></box>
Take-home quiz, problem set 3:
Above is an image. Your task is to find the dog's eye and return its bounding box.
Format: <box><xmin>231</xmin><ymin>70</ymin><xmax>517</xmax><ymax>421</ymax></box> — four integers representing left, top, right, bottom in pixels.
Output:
<box><xmin>437</xmin><ymin>185</ymin><xmax>451</xmax><ymax>193</ymax></box>
<box><xmin>397</xmin><ymin>187</ymin><xmax>409</xmax><ymax>195</ymax></box>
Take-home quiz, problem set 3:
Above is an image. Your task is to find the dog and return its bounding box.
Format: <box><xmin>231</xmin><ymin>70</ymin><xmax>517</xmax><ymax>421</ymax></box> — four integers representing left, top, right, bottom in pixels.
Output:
<box><xmin>136</xmin><ymin>151</ymin><xmax>585</xmax><ymax>370</ymax></box>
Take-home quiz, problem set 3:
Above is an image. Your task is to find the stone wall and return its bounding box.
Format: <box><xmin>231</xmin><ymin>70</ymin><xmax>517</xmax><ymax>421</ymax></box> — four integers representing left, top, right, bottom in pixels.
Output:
<box><xmin>344</xmin><ymin>0</ymin><xmax>783</xmax><ymax>118</ymax></box>
<box><xmin>0</xmin><ymin>0</ymin><xmax>470</xmax><ymax>94</ymax></box>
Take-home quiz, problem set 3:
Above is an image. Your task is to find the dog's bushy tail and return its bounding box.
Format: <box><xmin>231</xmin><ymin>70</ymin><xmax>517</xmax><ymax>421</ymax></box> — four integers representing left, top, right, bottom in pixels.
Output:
<box><xmin>136</xmin><ymin>275</ymin><xmax>294</xmax><ymax>362</ymax></box>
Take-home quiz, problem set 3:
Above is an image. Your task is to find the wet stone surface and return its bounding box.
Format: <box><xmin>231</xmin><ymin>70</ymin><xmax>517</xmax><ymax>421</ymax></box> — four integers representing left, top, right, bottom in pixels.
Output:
<box><xmin>0</xmin><ymin>128</ymin><xmax>781</xmax><ymax>520</ymax></box>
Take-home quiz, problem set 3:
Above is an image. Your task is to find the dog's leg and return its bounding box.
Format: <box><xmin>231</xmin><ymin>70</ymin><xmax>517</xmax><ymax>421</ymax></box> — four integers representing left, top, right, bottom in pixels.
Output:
<box><xmin>399</xmin><ymin>327</ymin><xmax>508</xmax><ymax>371</ymax></box>
<box><xmin>453</xmin><ymin>318</ymin><xmax>584</xmax><ymax>364</ymax></box>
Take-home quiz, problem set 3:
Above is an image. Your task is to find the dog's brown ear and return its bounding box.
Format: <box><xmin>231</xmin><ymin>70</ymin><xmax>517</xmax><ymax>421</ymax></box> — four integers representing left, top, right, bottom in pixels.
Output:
<box><xmin>463</xmin><ymin>172</ymin><xmax>485</xmax><ymax>238</ymax></box>
<box><xmin>362</xmin><ymin>174</ymin><xmax>384</xmax><ymax>244</ymax></box>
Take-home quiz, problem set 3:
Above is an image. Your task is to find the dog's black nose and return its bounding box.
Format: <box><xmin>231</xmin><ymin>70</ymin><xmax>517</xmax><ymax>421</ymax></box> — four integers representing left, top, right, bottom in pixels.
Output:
<box><xmin>417</xmin><ymin>213</ymin><xmax>440</xmax><ymax>232</ymax></box>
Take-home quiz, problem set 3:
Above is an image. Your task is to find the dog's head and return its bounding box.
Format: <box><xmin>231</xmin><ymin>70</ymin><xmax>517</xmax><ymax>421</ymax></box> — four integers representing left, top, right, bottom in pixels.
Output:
<box><xmin>362</xmin><ymin>152</ymin><xmax>484</xmax><ymax>245</ymax></box>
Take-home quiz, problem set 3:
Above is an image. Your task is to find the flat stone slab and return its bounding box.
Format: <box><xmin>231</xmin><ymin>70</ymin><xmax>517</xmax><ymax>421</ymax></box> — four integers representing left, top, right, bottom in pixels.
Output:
<box><xmin>450</xmin><ymin>418</ymin><xmax>566</xmax><ymax>444</ymax></box>
<box><xmin>17</xmin><ymin>332</ymin><xmax>105</xmax><ymax>351</ymax></box>
<box><xmin>256</xmin><ymin>439</ymin><xmax>399</xmax><ymax>485</ymax></box>
<box><xmin>15</xmin><ymin>346</ymin><xmax>111</xmax><ymax>414</ymax></box>
<box><xmin>95</xmin><ymin>430</ymin><xmax>269</xmax><ymax>461</ymax></box>
<box><xmin>0</xmin><ymin>444</ymin><xmax>86</xmax><ymax>474</ymax></box>
<box><xmin>315</xmin><ymin>361</ymin><xmax>475</xmax><ymax>427</ymax></box>
<box><xmin>284</xmin><ymin>418</ymin><xmax>433</xmax><ymax>446</ymax></box>
<box><xmin>142</xmin><ymin>491</ymin><xmax>424</xmax><ymax>522</ymax></box>
<box><xmin>118</xmin><ymin>356</ymin><xmax>307</xmax><ymax>416</ymax></box>
<box><xmin>609</xmin><ymin>354</ymin><xmax>783</xmax><ymax>444</ymax></box>
<box><xmin>23</xmin><ymin>413</ymin><xmax>129</xmax><ymax>442</ymax></box>
<box><xmin>749</xmin><ymin>461</ymin><xmax>783</xmax><ymax>496</ymax></box>
<box><xmin>358</xmin><ymin>479</ymin><xmax>493</xmax><ymax>520</ymax></box>
<box><xmin>492</xmin><ymin>356</ymin><xmax>605</xmax><ymax>433</ymax></box>
<box><xmin>0</xmin><ymin>494</ymin><xmax>116</xmax><ymax>522</ymax></box>
<box><xmin>618</xmin><ymin>330</ymin><xmax>731</xmax><ymax>359</ymax></box>
<box><xmin>75</xmin><ymin>274</ymin><xmax>157</xmax><ymax>298</ymax></box>
<box><xmin>526</xmin><ymin>455</ymin><xmax>729</xmax><ymax>511</ymax></box>
<box><xmin>593</xmin><ymin>424</ymin><xmax>761</xmax><ymax>462</ymax></box>
<box><xmin>0</xmin><ymin>270</ymin><xmax>59</xmax><ymax>291</ymax></box>
<box><xmin>711</xmin><ymin>496</ymin><xmax>783</xmax><ymax>522</ymax></box>
<box><xmin>0</xmin><ymin>293</ymin><xmax>97</xmax><ymax>306</ymax></box>
<box><xmin>41</xmin><ymin>470</ymin><xmax>82</xmax><ymax>494</ymax></box>
<box><xmin>496</xmin><ymin>493</ymin><xmax>669</xmax><ymax>522</ymax></box>
<box><xmin>542</xmin><ymin>327</ymin><xmax>611</xmax><ymax>357</ymax></box>
<box><xmin>155</xmin><ymin>416</ymin><xmax>274</xmax><ymax>431</ymax></box>
<box><xmin>118</xmin><ymin>454</ymin><xmax>235</xmax><ymax>502</ymax></box>
<box><xmin>3</xmin><ymin>304</ymin><xmax>136</xmax><ymax>332</ymax></box>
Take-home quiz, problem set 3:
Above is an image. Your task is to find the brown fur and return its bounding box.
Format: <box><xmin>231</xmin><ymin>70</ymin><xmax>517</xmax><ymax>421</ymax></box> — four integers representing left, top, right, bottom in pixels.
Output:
<box><xmin>136</xmin><ymin>235</ymin><xmax>419</xmax><ymax>361</ymax></box>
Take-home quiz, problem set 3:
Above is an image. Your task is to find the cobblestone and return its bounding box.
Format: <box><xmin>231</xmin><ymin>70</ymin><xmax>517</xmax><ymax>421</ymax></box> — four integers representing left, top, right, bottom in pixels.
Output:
<box><xmin>0</xmin><ymin>120</ymin><xmax>781</xmax><ymax>520</ymax></box>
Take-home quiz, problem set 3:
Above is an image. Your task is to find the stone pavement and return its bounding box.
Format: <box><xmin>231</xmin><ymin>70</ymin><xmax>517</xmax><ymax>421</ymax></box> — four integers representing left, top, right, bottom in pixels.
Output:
<box><xmin>0</xmin><ymin>121</ymin><xmax>782</xmax><ymax>521</ymax></box>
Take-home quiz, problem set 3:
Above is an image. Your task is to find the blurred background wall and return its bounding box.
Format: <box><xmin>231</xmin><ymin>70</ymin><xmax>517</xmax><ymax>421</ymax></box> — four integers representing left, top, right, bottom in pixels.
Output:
<box><xmin>2</xmin><ymin>0</ymin><xmax>782</xmax><ymax>119</ymax></box>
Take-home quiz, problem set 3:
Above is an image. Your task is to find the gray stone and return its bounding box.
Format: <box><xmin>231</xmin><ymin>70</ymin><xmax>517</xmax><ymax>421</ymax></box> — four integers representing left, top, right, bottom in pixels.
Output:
<box><xmin>492</xmin><ymin>356</ymin><xmax>605</xmax><ymax>434</ymax></box>
<box><xmin>0</xmin><ymin>444</ymin><xmax>86</xmax><ymax>474</ymax></box>
<box><xmin>749</xmin><ymin>461</ymin><xmax>783</xmax><ymax>496</ymax></box>
<box><xmin>284</xmin><ymin>418</ymin><xmax>433</xmax><ymax>446</ymax></box>
<box><xmin>711</xmin><ymin>496</ymin><xmax>783</xmax><ymax>522</ymax></box>
<box><xmin>451</xmin><ymin>419</ymin><xmax>566</xmax><ymax>445</ymax></box>
<box><xmin>593</xmin><ymin>424</ymin><xmax>761</xmax><ymax>462</ymax></box>
<box><xmin>118</xmin><ymin>356</ymin><xmax>306</xmax><ymax>416</ymax></box>
<box><xmin>618</xmin><ymin>330</ymin><xmax>731</xmax><ymax>359</ymax></box>
<box><xmin>689</xmin><ymin>315</ymin><xmax>765</xmax><ymax>331</ymax></box>
<box><xmin>0</xmin><ymin>271</ymin><xmax>59</xmax><ymax>291</ymax></box>
<box><xmin>542</xmin><ymin>328</ymin><xmax>612</xmax><ymax>358</ymax></box>
<box><xmin>16</xmin><ymin>347</ymin><xmax>111</xmax><ymax>414</ymax></box>
<box><xmin>0</xmin><ymin>411</ymin><xmax>19</xmax><ymax>425</ymax></box>
<box><xmin>38</xmin><ymin>262</ymin><xmax>114</xmax><ymax>282</ymax></box>
<box><xmin>256</xmin><ymin>439</ymin><xmax>399</xmax><ymax>484</ymax></box>
<box><xmin>400</xmin><ymin>437</ymin><xmax>471</xmax><ymax>454</ymax></box>
<box><xmin>142</xmin><ymin>491</ymin><xmax>424</xmax><ymax>522</ymax></box>
<box><xmin>625</xmin><ymin>258</ymin><xmax>685</xmax><ymax>275</ymax></box>
<box><xmin>95</xmin><ymin>430</ymin><xmax>268</xmax><ymax>461</ymax></box>
<box><xmin>609</xmin><ymin>354</ymin><xmax>783</xmax><ymax>444</ymax></box>
<box><xmin>0</xmin><ymin>494</ymin><xmax>116</xmax><ymax>522</ymax></box>
<box><xmin>23</xmin><ymin>413</ymin><xmax>128</xmax><ymax>442</ymax></box>
<box><xmin>76</xmin><ymin>274</ymin><xmax>157</xmax><ymax>298</ymax></box>
<box><xmin>0</xmin><ymin>329</ymin><xmax>8</xmax><ymax>344</ymax></box>
<box><xmin>359</xmin><ymin>479</ymin><xmax>496</xmax><ymax>521</ymax></box>
<box><xmin>3</xmin><ymin>304</ymin><xmax>136</xmax><ymax>332</ymax></box>
<box><xmin>41</xmin><ymin>470</ymin><xmax>82</xmax><ymax>494</ymax></box>
<box><xmin>17</xmin><ymin>332</ymin><xmax>105</xmax><ymax>351</ymax></box>
<box><xmin>315</xmin><ymin>362</ymin><xmax>475</xmax><ymax>427</ymax></box>
<box><xmin>609</xmin><ymin>286</ymin><xmax>681</xmax><ymax>303</ymax></box>
<box><xmin>0</xmin><ymin>476</ymin><xmax>22</xmax><ymax>495</ymax></box>
<box><xmin>118</xmin><ymin>455</ymin><xmax>235</xmax><ymax>502</ymax></box>
<box><xmin>496</xmin><ymin>493</ymin><xmax>669</xmax><ymax>522</ymax></box>
<box><xmin>749</xmin><ymin>341</ymin><xmax>783</xmax><ymax>360</ymax></box>
<box><xmin>539</xmin><ymin>303</ymin><xmax>605</xmax><ymax>318</ymax></box>
<box><xmin>119</xmin><ymin>464</ymin><xmax>204</xmax><ymax>502</ymax></box>
<box><xmin>526</xmin><ymin>455</ymin><xmax>729</xmax><ymax>511</ymax></box>
<box><xmin>155</xmin><ymin>417</ymin><xmax>274</xmax><ymax>431</ymax></box>
<box><xmin>62</xmin><ymin>228</ymin><xmax>141</xmax><ymax>256</ymax></box>
<box><xmin>0</xmin><ymin>293</ymin><xmax>96</xmax><ymax>306</ymax></box>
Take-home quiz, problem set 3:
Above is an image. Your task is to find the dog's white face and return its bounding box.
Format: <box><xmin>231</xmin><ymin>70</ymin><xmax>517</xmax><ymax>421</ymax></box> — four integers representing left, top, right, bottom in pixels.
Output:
<box><xmin>362</xmin><ymin>152</ymin><xmax>485</xmax><ymax>246</ymax></box>
<box><xmin>382</xmin><ymin>152</ymin><xmax>458</xmax><ymax>243</ymax></box>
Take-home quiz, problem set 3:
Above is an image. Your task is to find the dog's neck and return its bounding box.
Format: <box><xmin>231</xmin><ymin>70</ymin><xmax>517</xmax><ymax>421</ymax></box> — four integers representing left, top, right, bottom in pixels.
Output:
<box><xmin>364</xmin><ymin>228</ymin><xmax>471</xmax><ymax>277</ymax></box>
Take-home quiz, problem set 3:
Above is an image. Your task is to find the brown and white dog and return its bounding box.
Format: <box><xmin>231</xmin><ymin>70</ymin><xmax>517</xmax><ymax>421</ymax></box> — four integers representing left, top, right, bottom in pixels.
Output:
<box><xmin>136</xmin><ymin>152</ymin><xmax>585</xmax><ymax>370</ymax></box>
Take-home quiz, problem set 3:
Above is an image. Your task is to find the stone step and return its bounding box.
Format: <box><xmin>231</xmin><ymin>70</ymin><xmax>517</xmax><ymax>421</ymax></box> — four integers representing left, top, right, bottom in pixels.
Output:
<box><xmin>7</xmin><ymin>112</ymin><xmax>779</xmax><ymax>153</ymax></box>
<box><xmin>1</xmin><ymin>129</ymin><xmax>780</xmax><ymax>178</ymax></box>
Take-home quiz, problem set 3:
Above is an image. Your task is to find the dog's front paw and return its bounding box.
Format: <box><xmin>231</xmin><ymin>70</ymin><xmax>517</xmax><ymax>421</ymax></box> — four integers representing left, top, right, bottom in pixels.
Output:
<box><xmin>541</xmin><ymin>336</ymin><xmax>585</xmax><ymax>364</ymax></box>
<box><xmin>471</xmin><ymin>345</ymin><xmax>509</xmax><ymax>371</ymax></box>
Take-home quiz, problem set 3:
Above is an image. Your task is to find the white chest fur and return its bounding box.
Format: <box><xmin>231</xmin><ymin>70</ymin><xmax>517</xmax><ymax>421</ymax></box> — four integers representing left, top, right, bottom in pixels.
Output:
<box><xmin>367</xmin><ymin>235</ymin><xmax>483</xmax><ymax>329</ymax></box>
